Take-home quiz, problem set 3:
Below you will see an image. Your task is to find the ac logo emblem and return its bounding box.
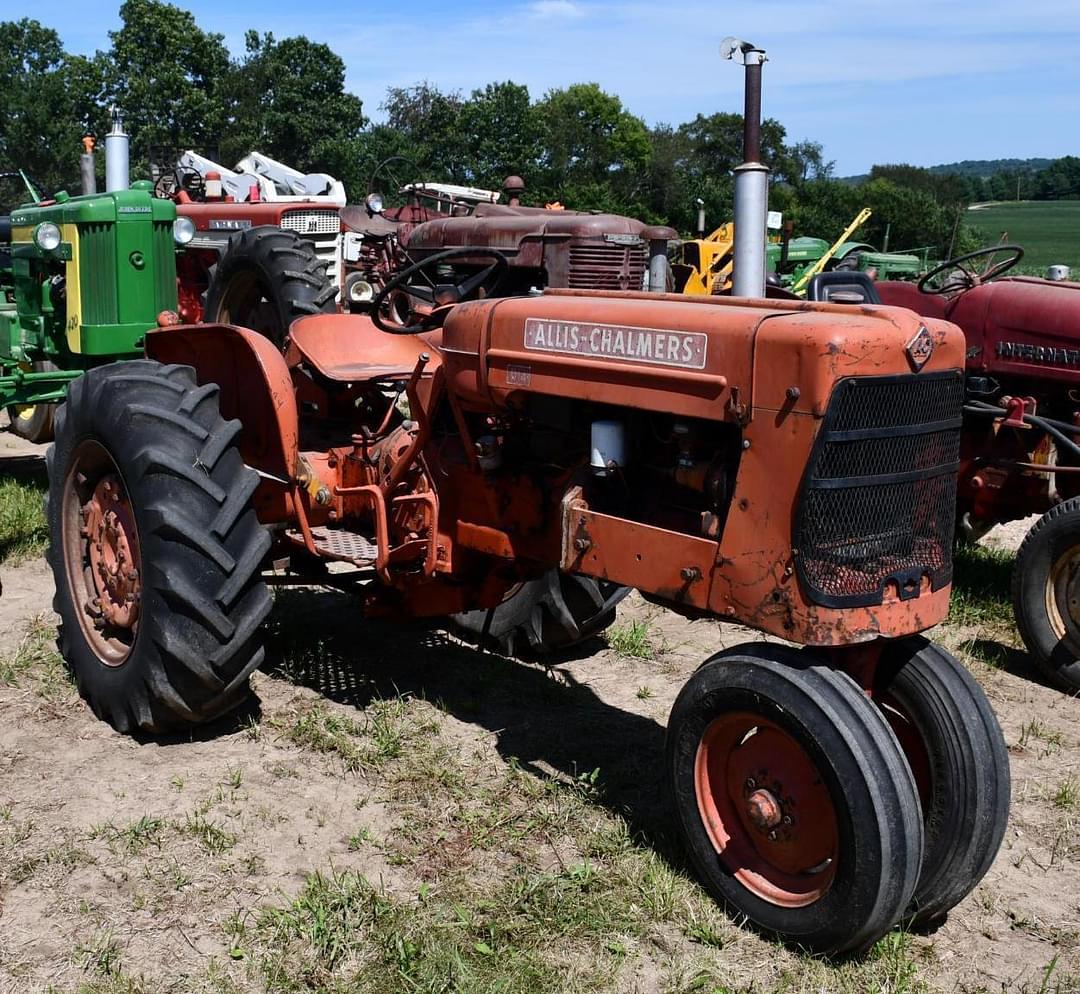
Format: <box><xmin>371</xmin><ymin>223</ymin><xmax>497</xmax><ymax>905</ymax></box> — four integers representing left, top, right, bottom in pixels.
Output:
<box><xmin>905</xmin><ymin>325</ymin><xmax>934</xmax><ymax>371</ymax></box>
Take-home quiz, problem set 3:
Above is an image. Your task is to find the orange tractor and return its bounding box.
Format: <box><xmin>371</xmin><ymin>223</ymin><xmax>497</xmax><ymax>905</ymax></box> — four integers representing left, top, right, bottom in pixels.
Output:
<box><xmin>44</xmin><ymin>43</ymin><xmax>1008</xmax><ymax>954</ymax></box>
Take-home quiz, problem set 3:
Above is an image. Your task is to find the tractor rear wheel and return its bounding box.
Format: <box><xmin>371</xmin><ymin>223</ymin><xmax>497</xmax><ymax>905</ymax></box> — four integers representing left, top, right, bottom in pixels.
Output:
<box><xmin>1013</xmin><ymin>497</ymin><xmax>1080</xmax><ymax>691</ymax></box>
<box><xmin>871</xmin><ymin>637</ymin><xmax>1010</xmax><ymax>929</ymax></box>
<box><xmin>667</xmin><ymin>644</ymin><xmax>924</xmax><ymax>955</ymax></box>
<box><xmin>203</xmin><ymin>226</ymin><xmax>337</xmax><ymax>350</ymax></box>
<box><xmin>46</xmin><ymin>360</ymin><xmax>272</xmax><ymax>733</ymax></box>
<box><xmin>6</xmin><ymin>360</ymin><xmax>58</xmax><ymax>443</ymax></box>
<box><xmin>453</xmin><ymin>572</ymin><xmax>628</xmax><ymax>656</ymax></box>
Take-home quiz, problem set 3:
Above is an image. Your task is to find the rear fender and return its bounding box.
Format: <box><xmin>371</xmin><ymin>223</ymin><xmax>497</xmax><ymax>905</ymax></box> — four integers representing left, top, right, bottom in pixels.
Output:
<box><xmin>146</xmin><ymin>323</ymin><xmax>298</xmax><ymax>480</ymax></box>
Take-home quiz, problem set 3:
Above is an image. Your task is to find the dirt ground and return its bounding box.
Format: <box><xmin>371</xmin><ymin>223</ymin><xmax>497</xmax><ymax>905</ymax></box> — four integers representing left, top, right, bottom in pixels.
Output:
<box><xmin>1</xmin><ymin>432</ymin><xmax>1079</xmax><ymax>993</ymax></box>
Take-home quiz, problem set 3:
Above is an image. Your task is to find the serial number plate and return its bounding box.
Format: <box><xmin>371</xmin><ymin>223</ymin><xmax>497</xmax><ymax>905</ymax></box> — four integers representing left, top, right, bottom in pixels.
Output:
<box><xmin>524</xmin><ymin>318</ymin><xmax>707</xmax><ymax>370</ymax></box>
<box><xmin>208</xmin><ymin>218</ymin><xmax>252</xmax><ymax>230</ymax></box>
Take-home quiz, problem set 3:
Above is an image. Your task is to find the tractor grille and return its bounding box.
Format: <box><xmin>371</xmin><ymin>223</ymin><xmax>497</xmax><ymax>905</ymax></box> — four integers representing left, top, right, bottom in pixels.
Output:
<box><xmin>78</xmin><ymin>222</ymin><xmax>119</xmax><ymax>324</ymax></box>
<box><xmin>793</xmin><ymin>371</ymin><xmax>963</xmax><ymax>608</ymax></box>
<box><xmin>567</xmin><ymin>241</ymin><xmax>647</xmax><ymax>290</ymax></box>
<box><xmin>281</xmin><ymin>209</ymin><xmax>342</xmax><ymax>292</ymax></box>
<box><xmin>151</xmin><ymin>220</ymin><xmax>178</xmax><ymax>312</ymax></box>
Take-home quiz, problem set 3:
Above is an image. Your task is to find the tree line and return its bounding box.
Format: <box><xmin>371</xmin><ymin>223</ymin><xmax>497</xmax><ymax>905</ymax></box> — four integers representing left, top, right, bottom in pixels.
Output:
<box><xmin>2</xmin><ymin>0</ymin><xmax>1071</xmax><ymax>255</ymax></box>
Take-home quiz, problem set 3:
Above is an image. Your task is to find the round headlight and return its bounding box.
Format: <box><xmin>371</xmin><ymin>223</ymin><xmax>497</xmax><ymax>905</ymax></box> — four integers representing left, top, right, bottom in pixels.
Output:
<box><xmin>173</xmin><ymin>216</ymin><xmax>196</xmax><ymax>245</ymax></box>
<box><xmin>33</xmin><ymin>222</ymin><xmax>62</xmax><ymax>252</ymax></box>
<box><xmin>365</xmin><ymin>192</ymin><xmax>384</xmax><ymax>215</ymax></box>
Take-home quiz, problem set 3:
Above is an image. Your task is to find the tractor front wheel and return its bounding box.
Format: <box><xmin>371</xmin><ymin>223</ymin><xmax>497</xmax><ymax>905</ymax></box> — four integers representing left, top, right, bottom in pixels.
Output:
<box><xmin>452</xmin><ymin>572</ymin><xmax>628</xmax><ymax>656</ymax></box>
<box><xmin>871</xmin><ymin>637</ymin><xmax>1010</xmax><ymax>929</ymax></box>
<box><xmin>1013</xmin><ymin>497</ymin><xmax>1080</xmax><ymax>691</ymax></box>
<box><xmin>667</xmin><ymin>644</ymin><xmax>924</xmax><ymax>955</ymax></box>
<box><xmin>203</xmin><ymin>226</ymin><xmax>337</xmax><ymax>350</ymax></box>
<box><xmin>46</xmin><ymin>360</ymin><xmax>272</xmax><ymax>733</ymax></box>
<box><xmin>7</xmin><ymin>360</ymin><xmax>58</xmax><ymax>443</ymax></box>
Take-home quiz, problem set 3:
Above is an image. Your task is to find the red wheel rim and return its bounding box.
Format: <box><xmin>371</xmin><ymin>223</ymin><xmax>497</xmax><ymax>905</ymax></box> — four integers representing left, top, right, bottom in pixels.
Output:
<box><xmin>694</xmin><ymin>712</ymin><xmax>838</xmax><ymax>907</ymax></box>
<box><xmin>61</xmin><ymin>440</ymin><xmax>142</xmax><ymax>666</ymax></box>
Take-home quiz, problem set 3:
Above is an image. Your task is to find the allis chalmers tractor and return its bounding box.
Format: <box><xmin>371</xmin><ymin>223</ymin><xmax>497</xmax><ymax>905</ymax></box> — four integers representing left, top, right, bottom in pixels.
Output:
<box><xmin>876</xmin><ymin>248</ymin><xmax>1080</xmax><ymax>691</ymax></box>
<box><xmin>45</xmin><ymin>43</ymin><xmax>1009</xmax><ymax>955</ymax></box>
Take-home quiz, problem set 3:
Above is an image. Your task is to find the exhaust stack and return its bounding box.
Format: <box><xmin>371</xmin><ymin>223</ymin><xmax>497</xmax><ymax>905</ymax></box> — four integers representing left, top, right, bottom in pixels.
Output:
<box><xmin>105</xmin><ymin>106</ymin><xmax>130</xmax><ymax>193</ymax></box>
<box><xmin>721</xmin><ymin>36</ymin><xmax>769</xmax><ymax>298</ymax></box>
<box><xmin>79</xmin><ymin>135</ymin><xmax>97</xmax><ymax>196</ymax></box>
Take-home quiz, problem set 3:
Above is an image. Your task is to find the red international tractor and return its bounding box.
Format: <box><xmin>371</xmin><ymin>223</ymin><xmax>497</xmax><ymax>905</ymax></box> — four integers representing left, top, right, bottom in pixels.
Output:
<box><xmin>340</xmin><ymin>162</ymin><xmax>674</xmax><ymax>323</ymax></box>
<box><xmin>873</xmin><ymin>249</ymin><xmax>1080</xmax><ymax>691</ymax></box>
<box><xmin>43</xmin><ymin>47</ymin><xmax>1010</xmax><ymax>953</ymax></box>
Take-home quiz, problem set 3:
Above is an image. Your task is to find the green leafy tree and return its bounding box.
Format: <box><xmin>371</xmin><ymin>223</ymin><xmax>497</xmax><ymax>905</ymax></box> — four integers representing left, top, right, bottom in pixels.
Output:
<box><xmin>0</xmin><ymin>18</ymin><xmax>106</xmax><ymax>196</ymax></box>
<box><xmin>105</xmin><ymin>0</ymin><xmax>231</xmax><ymax>168</ymax></box>
<box><xmin>457</xmin><ymin>82</ymin><xmax>542</xmax><ymax>190</ymax></box>
<box><xmin>223</xmin><ymin>31</ymin><xmax>366</xmax><ymax>191</ymax></box>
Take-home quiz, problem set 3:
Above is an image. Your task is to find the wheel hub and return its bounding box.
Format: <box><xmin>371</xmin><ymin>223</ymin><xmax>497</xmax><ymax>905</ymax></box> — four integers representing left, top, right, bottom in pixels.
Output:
<box><xmin>82</xmin><ymin>475</ymin><xmax>141</xmax><ymax>630</ymax></box>
<box><xmin>695</xmin><ymin>713</ymin><xmax>838</xmax><ymax>907</ymax></box>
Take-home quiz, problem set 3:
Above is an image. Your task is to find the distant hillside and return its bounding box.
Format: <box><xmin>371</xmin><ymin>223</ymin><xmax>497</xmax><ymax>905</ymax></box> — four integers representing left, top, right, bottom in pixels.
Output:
<box><xmin>840</xmin><ymin>158</ymin><xmax>1057</xmax><ymax>184</ymax></box>
<box><xmin>926</xmin><ymin>158</ymin><xmax>1055</xmax><ymax>178</ymax></box>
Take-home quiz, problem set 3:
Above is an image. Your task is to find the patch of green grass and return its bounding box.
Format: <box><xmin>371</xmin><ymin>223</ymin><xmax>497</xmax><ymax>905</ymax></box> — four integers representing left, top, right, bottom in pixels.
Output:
<box><xmin>1054</xmin><ymin>776</ymin><xmax>1079</xmax><ymax>811</ymax></box>
<box><xmin>948</xmin><ymin>542</ymin><xmax>1015</xmax><ymax>631</ymax></box>
<box><xmin>0</xmin><ymin>617</ymin><xmax>73</xmax><ymax>703</ymax></box>
<box><xmin>271</xmin><ymin>696</ymin><xmax>422</xmax><ymax>773</ymax></box>
<box><xmin>89</xmin><ymin>815</ymin><xmax>165</xmax><ymax>855</ymax></box>
<box><xmin>182</xmin><ymin>810</ymin><xmax>237</xmax><ymax>855</ymax></box>
<box><xmin>0</xmin><ymin>471</ymin><xmax>47</xmax><ymax>565</ymax></box>
<box><xmin>966</xmin><ymin>201</ymin><xmax>1080</xmax><ymax>270</ymax></box>
<box><xmin>607</xmin><ymin>620</ymin><xmax>656</xmax><ymax>660</ymax></box>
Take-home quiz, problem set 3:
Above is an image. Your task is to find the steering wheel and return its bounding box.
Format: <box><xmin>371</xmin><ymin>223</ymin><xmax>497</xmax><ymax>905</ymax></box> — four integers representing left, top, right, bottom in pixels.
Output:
<box><xmin>367</xmin><ymin>155</ymin><xmax>424</xmax><ymax>208</ymax></box>
<box><xmin>918</xmin><ymin>244</ymin><xmax>1024</xmax><ymax>295</ymax></box>
<box><xmin>369</xmin><ymin>246</ymin><xmax>509</xmax><ymax>335</ymax></box>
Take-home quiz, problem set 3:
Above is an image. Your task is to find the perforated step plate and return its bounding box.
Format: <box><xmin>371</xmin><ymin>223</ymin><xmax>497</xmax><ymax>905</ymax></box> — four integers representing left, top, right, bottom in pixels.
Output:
<box><xmin>285</xmin><ymin>527</ymin><xmax>378</xmax><ymax>566</ymax></box>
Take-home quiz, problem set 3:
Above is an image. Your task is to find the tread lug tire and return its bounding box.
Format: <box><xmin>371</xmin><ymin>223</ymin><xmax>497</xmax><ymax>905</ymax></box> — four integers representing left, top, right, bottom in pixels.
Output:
<box><xmin>452</xmin><ymin>572</ymin><xmax>628</xmax><ymax>656</ymax></box>
<box><xmin>46</xmin><ymin>360</ymin><xmax>272</xmax><ymax>733</ymax></box>
<box><xmin>872</xmin><ymin>637</ymin><xmax>1010</xmax><ymax>928</ymax></box>
<box><xmin>667</xmin><ymin>643</ymin><xmax>924</xmax><ymax>956</ymax></box>
<box><xmin>1013</xmin><ymin>496</ymin><xmax>1080</xmax><ymax>691</ymax></box>
<box><xmin>203</xmin><ymin>225</ymin><xmax>337</xmax><ymax>350</ymax></box>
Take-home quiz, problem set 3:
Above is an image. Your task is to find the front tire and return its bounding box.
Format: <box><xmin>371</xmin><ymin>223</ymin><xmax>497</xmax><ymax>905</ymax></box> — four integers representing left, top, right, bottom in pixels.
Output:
<box><xmin>1013</xmin><ymin>497</ymin><xmax>1080</xmax><ymax>691</ymax></box>
<box><xmin>7</xmin><ymin>360</ymin><xmax>58</xmax><ymax>443</ymax></box>
<box><xmin>203</xmin><ymin>226</ymin><xmax>337</xmax><ymax>349</ymax></box>
<box><xmin>453</xmin><ymin>572</ymin><xmax>627</xmax><ymax>656</ymax></box>
<box><xmin>872</xmin><ymin>638</ymin><xmax>1010</xmax><ymax>928</ymax></box>
<box><xmin>667</xmin><ymin>644</ymin><xmax>924</xmax><ymax>955</ymax></box>
<box><xmin>46</xmin><ymin>360</ymin><xmax>272</xmax><ymax>733</ymax></box>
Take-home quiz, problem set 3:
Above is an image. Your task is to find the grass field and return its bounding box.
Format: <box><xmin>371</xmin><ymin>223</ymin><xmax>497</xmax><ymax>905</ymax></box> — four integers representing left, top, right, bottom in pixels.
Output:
<box><xmin>966</xmin><ymin>200</ymin><xmax>1080</xmax><ymax>271</ymax></box>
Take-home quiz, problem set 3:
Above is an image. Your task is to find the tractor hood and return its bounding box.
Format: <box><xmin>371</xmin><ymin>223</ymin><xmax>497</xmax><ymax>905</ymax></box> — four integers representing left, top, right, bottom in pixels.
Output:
<box><xmin>438</xmin><ymin>289</ymin><xmax>964</xmax><ymax>420</ymax></box>
<box><xmin>878</xmin><ymin>275</ymin><xmax>1080</xmax><ymax>385</ymax></box>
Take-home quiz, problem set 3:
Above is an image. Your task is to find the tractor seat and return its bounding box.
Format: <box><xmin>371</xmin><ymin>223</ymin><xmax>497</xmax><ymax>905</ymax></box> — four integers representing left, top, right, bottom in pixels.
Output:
<box><xmin>339</xmin><ymin>205</ymin><xmax>399</xmax><ymax>239</ymax></box>
<box><xmin>805</xmin><ymin>270</ymin><xmax>882</xmax><ymax>305</ymax></box>
<box><xmin>289</xmin><ymin>314</ymin><xmax>441</xmax><ymax>383</ymax></box>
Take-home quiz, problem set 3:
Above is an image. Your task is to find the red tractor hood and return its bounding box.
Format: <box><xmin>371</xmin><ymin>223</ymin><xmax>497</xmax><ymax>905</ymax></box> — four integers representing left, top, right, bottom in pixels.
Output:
<box><xmin>878</xmin><ymin>277</ymin><xmax>1080</xmax><ymax>383</ymax></box>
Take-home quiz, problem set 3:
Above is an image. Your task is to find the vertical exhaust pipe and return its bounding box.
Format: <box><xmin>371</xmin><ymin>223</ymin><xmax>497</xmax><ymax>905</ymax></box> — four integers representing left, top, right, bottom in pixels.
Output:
<box><xmin>105</xmin><ymin>106</ymin><xmax>130</xmax><ymax>193</ymax></box>
<box><xmin>722</xmin><ymin>36</ymin><xmax>769</xmax><ymax>299</ymax></box>
<box><xmin>79</xmin><ymin>135</ymin><xmax>97</xmax><ymax>196</ymax></box>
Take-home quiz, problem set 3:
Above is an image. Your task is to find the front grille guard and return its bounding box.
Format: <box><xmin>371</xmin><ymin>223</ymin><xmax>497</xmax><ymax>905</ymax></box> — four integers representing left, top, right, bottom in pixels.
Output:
<box><xmin>793</xmin><ymin>371</ymin><xmax>964</xmax><ymax>609</ymax></box>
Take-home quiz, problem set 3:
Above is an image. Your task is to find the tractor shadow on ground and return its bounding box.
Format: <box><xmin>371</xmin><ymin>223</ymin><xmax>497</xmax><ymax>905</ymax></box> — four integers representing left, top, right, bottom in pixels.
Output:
<box><xmin>261</xmin><ymin>587</ymin><xmax>679</xmax><ymax>861</ymax></box>
<box><xmin>962</xmin><ymin>637</ymin><xmax>1065</xmax><ymax>693</ymax></box>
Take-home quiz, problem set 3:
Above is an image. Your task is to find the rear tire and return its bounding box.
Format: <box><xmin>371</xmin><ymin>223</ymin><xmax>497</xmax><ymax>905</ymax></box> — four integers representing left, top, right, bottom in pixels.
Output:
<box><xmin>1012</xmin><ymin>497</ymin><xmax>1080</xmax><ymax>691</ymax></box>
<box><xmin>46</xmin><ymin>360</ymin><xmax>272</xmax><ymax>733</ymax></box>
<box><xmin>203</xmin><ymin>226</ymin><xmax>337</xmax><ymax>349</ymax></box>
<box><xmin>872</xmin><ymin>637</ymin><xmax>1010</xmax><ymax>928</ymax></box>
<box><xmin>453</xmin><ymin>572</ymin><xmax>628</xmax><ymax>656</ymax></box>
<box><xmin>667</xmin><ymin>644</ymin><xmax>924</xmax><ymax>956</ymax></box>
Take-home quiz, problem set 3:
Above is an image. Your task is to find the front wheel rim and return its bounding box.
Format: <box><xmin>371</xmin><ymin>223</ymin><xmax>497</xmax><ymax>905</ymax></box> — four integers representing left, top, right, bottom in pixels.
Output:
<box><xmin>694</xmin><ymin>712</ymin><xmax>838</xmax><ymax>908</ymax></box>
<box><xmin>1045</xmin><ymin>546</ymin><xmax>1080</xmax><ymax>645</ymax></box>
<box><xmin>61</xmin><ymin>439</ymin><xmax>143</xmax><ymax>666</ymax></box>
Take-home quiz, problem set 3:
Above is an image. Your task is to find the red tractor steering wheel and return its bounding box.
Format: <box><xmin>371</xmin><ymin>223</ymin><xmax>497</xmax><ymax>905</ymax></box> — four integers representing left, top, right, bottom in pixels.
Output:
<box><xmin>918</xmin><ymin>244</ymin><xmax>1024</xmax><ymax>296</ymax></box>
<box><xmin>369</xmin><ymin>246</ymin><xmax>509</xmax><ymax>335</ymax></box>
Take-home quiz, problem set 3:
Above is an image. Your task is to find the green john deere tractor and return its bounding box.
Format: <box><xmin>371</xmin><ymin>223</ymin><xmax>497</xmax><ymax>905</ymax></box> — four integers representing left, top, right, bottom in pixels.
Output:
<box><xmin>1</xmin><ymin>172</ymin><xmax>180</xmax><ymax>443</ymax></box>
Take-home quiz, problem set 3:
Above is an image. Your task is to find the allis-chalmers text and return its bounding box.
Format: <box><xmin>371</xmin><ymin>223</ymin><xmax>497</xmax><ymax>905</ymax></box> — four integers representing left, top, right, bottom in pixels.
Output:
<box><xmin>524</xmin><ymin>318</ymin><xmax>708</xmax><ymax>369</ymax></box>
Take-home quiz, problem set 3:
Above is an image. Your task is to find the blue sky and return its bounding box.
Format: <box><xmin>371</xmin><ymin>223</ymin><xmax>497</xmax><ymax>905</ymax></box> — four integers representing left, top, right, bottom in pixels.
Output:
<box><xmin>8</xmin><ymin>0</ymin><xmax>1079</xmax><ymax>175</ymax></box>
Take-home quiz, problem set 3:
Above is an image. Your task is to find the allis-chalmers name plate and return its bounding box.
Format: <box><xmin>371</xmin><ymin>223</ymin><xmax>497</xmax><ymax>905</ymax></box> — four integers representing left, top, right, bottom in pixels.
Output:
<box><xmin>524</xmin><ymin>318</ymin><xmax>708</xmax><ymax>370</ymax></box>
